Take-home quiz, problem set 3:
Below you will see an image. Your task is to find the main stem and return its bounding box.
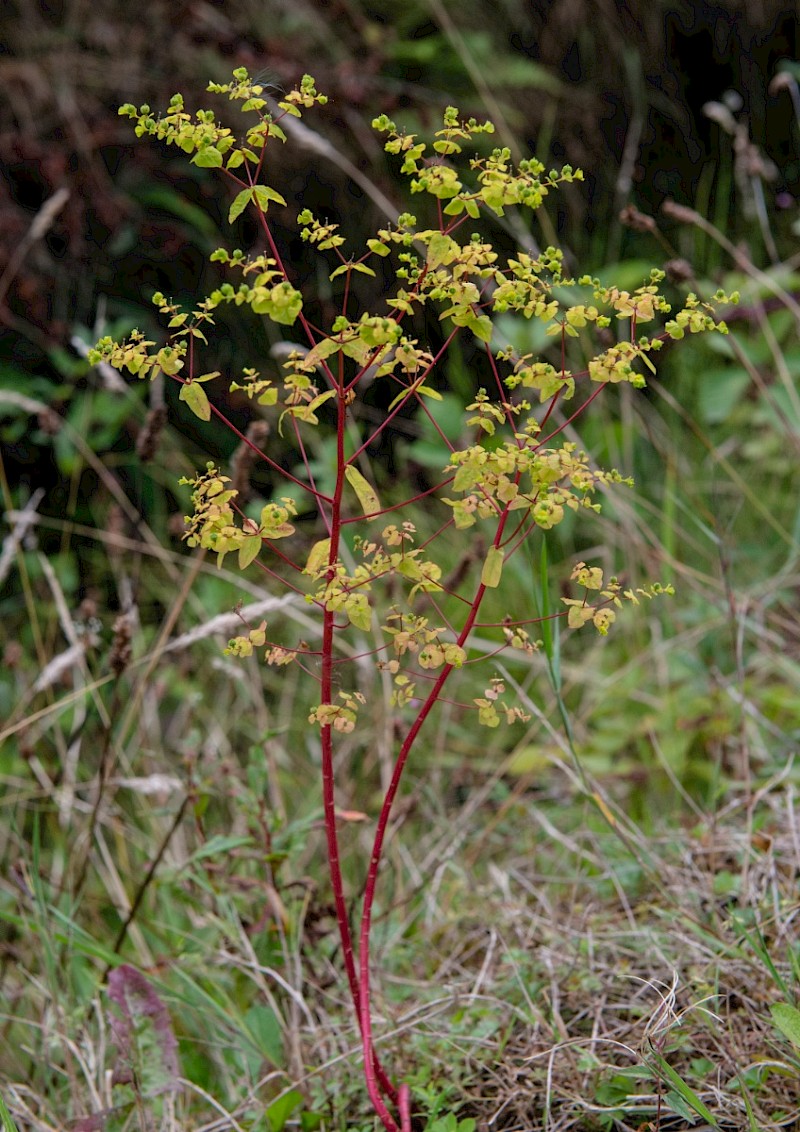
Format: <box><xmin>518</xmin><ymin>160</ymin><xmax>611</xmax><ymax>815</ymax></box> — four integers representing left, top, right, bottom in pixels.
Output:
<box><xmin>319</xmin><ymin>387</ymin><xmax>398</xmax><ymax>1108</ymax></box>
<box><xmin>359</xmin><ymin>517</ymin><xmax>511</xmax><ymax>1130</ymax></box>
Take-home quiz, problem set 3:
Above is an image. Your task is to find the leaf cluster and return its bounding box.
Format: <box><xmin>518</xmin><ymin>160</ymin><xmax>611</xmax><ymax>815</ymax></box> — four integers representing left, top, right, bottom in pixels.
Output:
<box><xmin>95</xmin><ymin>69</ymin><xmax>736</xmax><ymax>742</ymax></box>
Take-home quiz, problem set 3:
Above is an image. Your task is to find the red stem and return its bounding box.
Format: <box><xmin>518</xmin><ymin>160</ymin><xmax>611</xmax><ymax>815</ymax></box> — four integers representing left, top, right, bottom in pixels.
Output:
<box><xmin>318</xmin><ymin>381</ymin><xmax>398</xmax><ymax>1108</ymax></box>
<box><xmin>357</xmin><ymin>509</ymin><xmax>513</xmax><ymax>1128</ymax></box>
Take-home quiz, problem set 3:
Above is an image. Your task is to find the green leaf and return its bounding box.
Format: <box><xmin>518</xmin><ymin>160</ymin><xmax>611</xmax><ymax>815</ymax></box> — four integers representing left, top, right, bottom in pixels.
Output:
<box><xmin>346</xmin><ymin>600</ymin><xmax>372</xmax><ymax>631</ymax></box>
<box><xmin>238</xmin><ymin>535</ymin><xmax>262</xmax><ymax>569</ymax></box>
<box><xmin>771</xmin><ymin>1002</ymin><xmax>800</xmax><ymax>1048</ymax></box>
<box><xmin>649</xmin><ymin>1051</ymin><xmax>718</xmax><ymax>1126</ymax></box>
<box><xmin>244</xmin><ymin>1004</ymin><xmax>284</xmax><ymax>1068</ymax></box>
<box><xmin>266</xmin><ymin>1090</ymin><xmax>303</xmax><ymax>1132</ymax></box>
<box><xmin>133</xmin><ymin>184</ymin><xmax>220</xmax><ymax>236</ymax></box>
<box><xmin>253</xmin><ymin>185</ymin><xmax>287</xmax><ymax>210</ymax></box>
<box><xmin>387</xmin><ymin>388</ymin><xmax>411</xmax><ymax>411</ymax></box>
<box><xmin>427</xmin><ymin>232</ymin><xmax>459</xmax><ymax>269</ymax></box>
<box><xmin>330</xmin><ymin>261</ymin><xmax>377</xmax><ymax>281</ymax></box>
<box><xmin>184</xmin><ymin>834</ymin><xmax>254</xmax><ymax>865</ymax></box>
<box><xmin>229</xmin><ymin>187</ymin><xmax>253</xmax><ymax>224</ymax></box>
<box><xmin>302</xmin><ymin>337</ymin><xmax>342</xmax><ymax>369</ymax></box>
<box><xmin>179</xmin><ymin>381</ymin><xmax>211</xmax><ymax>421</ymax></box>
<box><xmin>534</xmin><ymin>537</ymin><xmax>560</xmax><ymax>688</ymax></box>
<box><xmin>193</xmin><ymin>146</ymin><xmax>223</xmax><ymax>168</ymax></box>
<box><xmin>388</xmin><ymin>382</ymin><xmax>444</xmax><ymax>411</ymax></box>
<box><xmin>481</xmin><ymin>546</ymin><xmax>504</xmax><ymax>588</ymax></box>
<box><xmin>251</xmin><ymin>283</ymin><xmax>303</xmax><ymax>325</ymax></box>
<box><xmin>307</xmin><ymin>389</ymin><xmax>337</xmax><ymax>414</ymax></box>
<box><xmin>271</xmin><ymin>284</ymin><xmax>303</xmax><ymax>325</ymax></box>
<box><xmin>345</xmin><ymin>465</ymin><xmax>381</xmax><ymax>515</ymax></box>
<box><xmin>469</xmin><ymin>314</ymin><xmax>493</xmax><ymax>343</ymax></box>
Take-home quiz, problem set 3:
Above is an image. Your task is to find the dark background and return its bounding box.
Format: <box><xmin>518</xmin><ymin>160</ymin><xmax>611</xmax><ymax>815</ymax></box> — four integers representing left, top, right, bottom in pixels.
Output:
<box><xmin>0</xmin><ymin>0</ymin><xmax>797</xmax><ymax>509</ymax></box>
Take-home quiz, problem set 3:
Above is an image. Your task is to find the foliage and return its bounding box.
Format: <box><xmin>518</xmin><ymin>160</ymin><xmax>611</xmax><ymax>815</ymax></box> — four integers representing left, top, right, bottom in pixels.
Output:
<box><xmin>79</xmin><ymin>68</ymin><xmax>739</xmax><ymax>1131</ymax></box>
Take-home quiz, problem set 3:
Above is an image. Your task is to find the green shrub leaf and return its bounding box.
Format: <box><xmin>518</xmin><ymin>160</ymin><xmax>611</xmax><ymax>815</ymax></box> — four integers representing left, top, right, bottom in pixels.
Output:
<box><xmin>179</xmin><ymin>381</ymin><xmax>211</xmax><ymax>421</ymax></box>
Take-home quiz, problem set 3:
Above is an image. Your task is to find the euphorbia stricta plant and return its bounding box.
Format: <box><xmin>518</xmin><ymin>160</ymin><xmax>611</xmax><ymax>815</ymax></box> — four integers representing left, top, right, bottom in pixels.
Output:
<box><xmin>90</xmin><ymin>69</ymin><xmax>734</xmax><ymax>1130</ymax></box>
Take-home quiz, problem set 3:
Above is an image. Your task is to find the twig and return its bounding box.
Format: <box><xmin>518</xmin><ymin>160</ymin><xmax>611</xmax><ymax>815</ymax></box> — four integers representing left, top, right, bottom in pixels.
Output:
<box><xmin>103</xmin><ymin>792</ymin><xmax>191</xmax><ymax>975</ymax></box>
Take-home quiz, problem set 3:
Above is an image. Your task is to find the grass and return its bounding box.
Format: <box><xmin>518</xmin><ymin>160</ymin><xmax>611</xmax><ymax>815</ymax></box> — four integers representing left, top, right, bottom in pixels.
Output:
<box><xmin>2</xmin><ymin>337</ymin><xmax>800</xmax><ymax>1128</ymax></box>
<box><xmin>2</xmin><ymin>677</ymin><xmax>799</xmax><ymax>1130</ymax></box>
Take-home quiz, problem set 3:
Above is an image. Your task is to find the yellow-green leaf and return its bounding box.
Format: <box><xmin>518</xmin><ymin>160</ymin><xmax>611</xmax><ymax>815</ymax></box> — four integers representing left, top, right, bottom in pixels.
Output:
<box><xmin>427</xmin><ymin>232</ymin><xmax>459</xmax><ymax>269</ymax></box>
<box><xmin>346</xmin><ymin>599</ymin><xmax>372</xmax><ymax>632</ymax></box>
<box><xmin>229</xmin><ymin>187</ymin><xmax>253</xmax><ymax>224</ymax></box>
<box><xmin>481</xmin><ymin>546</ymin><xmax>504</xmax><ymax>588</ymax></box>
<box><xmin>179</xmin><ymin>381</ymin><xmax>211</xmax><ymax>421</ymax></box>
<box><xmin>470</xmin><ymin>315</ymin><xmax>493</xmax><ymax>343</ymax></box>
<box><xmin>345</xmin><ymin>465</ymin><xmax>381</xmax><ymax>515</ymax></box>
<box><xmin>252</xmin><ymin>185</ymin><xmax>287</xmax><ymax>210</ymax></box>
<box><xmin>416</xmin><ymin>384</ymin><xmax>443</xmax><ymax>401</ymax></box>
<box><xmin>307</xmin><ymin>389</ymin><xmax>337</xmax><ymax>414</ymax></box>
<box><xmin>388</xmin><ymin>382</ymin><xmax>442</xmax><ymax>411</ymax></box>
<box><xmin>193</xmin><ymin>146</ymin><xmax>223</xmax><ymax>168</ymax></box>
<box><xmin>567</xmin><ymin>604</ymin><xmax>593</xmax><ymax>629</ymax></box>
<box><xmin>387</xmin><ymin>387</ymin><xmax>411</xmax><ymax>411</ymax></box>
<box><xmin>304</xmin><ymin>538</ymin><xmax>332</xmax><ymax>575</ymax></box>
<box><xmin>300</xmin><ymin>336</ymin><xmax>341</xmax><ymax>370</ymax></box>
<box><xmin>157</xmin><ymin>347</ymin><xmax>184</xmax><ymax>375</ymax></box>
<box><xmin>238</xmin><ymin>534</ymin><xmax>262</xmax><ymax>569</ymax></box>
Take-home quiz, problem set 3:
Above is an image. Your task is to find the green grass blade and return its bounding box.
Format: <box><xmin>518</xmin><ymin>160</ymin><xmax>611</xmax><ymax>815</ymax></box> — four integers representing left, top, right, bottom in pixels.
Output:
<box><xmin>649</xmin><ymin>1050</ymin><xmax>718</xmax><ymax>1126</ymax></box>
<box><xmin>0</xmin><ymin>1091</ymin><xmax>20</xmax><ymax>1132</ymax></box>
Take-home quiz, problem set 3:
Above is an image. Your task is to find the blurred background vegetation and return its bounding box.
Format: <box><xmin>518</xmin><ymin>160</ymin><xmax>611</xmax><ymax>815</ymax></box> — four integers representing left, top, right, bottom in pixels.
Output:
<box><xmin>1</xmin><ymin>2</ymin><xmax>800</xmax><ymax>1129</ymax></box>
